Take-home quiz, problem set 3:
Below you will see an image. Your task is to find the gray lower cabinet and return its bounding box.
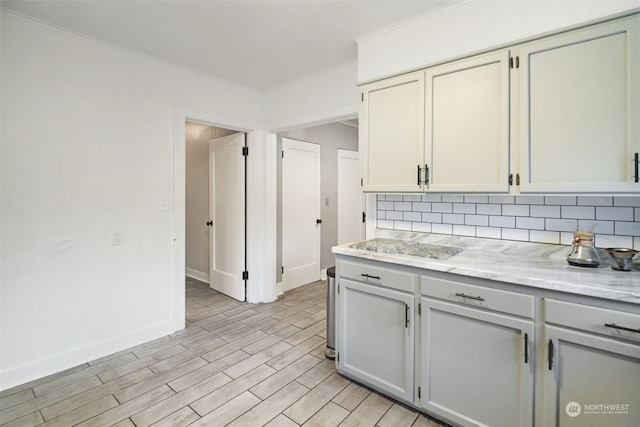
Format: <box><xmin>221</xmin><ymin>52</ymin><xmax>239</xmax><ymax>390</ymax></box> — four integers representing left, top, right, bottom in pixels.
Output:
<box><xmin>418</xmin><ymin>277</ymin><xmax>535</xmax><ymax>427</ymax></box>
<box><xmin>541</xmin><ymin>300</ymin><xmax>640</xmax><ymax>427</ymax></box>
<box><xmin>337</xmin><ymin>276</ymin><xmax>414</xmax><ymax>403</ymax></box>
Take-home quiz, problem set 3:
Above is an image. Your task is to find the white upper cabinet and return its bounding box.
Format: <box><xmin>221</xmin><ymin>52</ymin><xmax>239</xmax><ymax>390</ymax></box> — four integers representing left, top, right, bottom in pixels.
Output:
<box><xmin>360</xmin><ymin>71</ymin><xmax>425</xmax><ymax>193</ymax></box>
<box><xmin>425</xmin><ymin>50</ymin><xmax>510</xmax><ymax>192</ymax></box>
<box><xmin>519</xmin><ymin>15</ymin><xmax>640</xmax><ymax>193</ymax></box>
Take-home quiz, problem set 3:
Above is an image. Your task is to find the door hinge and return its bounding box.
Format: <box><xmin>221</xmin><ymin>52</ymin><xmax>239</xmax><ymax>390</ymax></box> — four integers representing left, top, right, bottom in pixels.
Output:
<box><xmin>418</xmin><ymin>386</ymin><xmax>421</xmax><ymax>399</ymax></box>
<box><xmin>337</xmin><ymin>352</ymin><xmax>340</xmax><ymax>362</ymax></box>
<box><xmin>418</xmin><ymin>303</ymin><xmax>421</xmax><ymax>315</ymax></box>
<box><xmin>361</xmin><ymin>93</ymin><xmax>364</xmax><ymax>102</ymax></box>
<box><xmin>516</xmin><ymin>56</ymin><xmax>520</xmax><ymax>69</ymax></box>
<box><xmin>509</xmin><ymin>173</ymin><xmax>513</xmax><ymax>186</ymax></box>
<box><xmin>337</xmin><ymin>283</ymin><xmax>340</xmax><ymax>294</ymax></box>
<box><xmin>242</xmin><ymin>146</ymin><xmax>249</xmax><ymax>156</ymax></box>
<box><xmin>362</xmin><ymin>211</ymin><xmax>366</xmax><ymax>223</ymax></box>
<box><xmin>509</xmin><ymin>57</ymin><xmax>513</xmax><ymax>69</ymax></box>
<box><xmin>516</xmin><ymin>173</ymin><xmax>520</xmax><ymax>186</ymax></box>
<box><xmin>242</xmin><ymin>270</ymin><xmax>249</xmax><ymax>280</ymax></box>
<box><xmin>281</xmin><ymin>266</ymin><xmax>284</xmax><ymax>274</ymax></box>
<box><xmin>282</xmin><ymin>150</ymin><xmax>284</xmax><ymax>159</ymax></box>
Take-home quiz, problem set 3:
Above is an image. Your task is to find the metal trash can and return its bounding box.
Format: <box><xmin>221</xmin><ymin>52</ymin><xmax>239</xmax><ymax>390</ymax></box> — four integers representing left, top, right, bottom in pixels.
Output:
<box><xmin>325</xmin><ymin>266</ymin><xmax>336</xmax><ymax>360</ymax></box>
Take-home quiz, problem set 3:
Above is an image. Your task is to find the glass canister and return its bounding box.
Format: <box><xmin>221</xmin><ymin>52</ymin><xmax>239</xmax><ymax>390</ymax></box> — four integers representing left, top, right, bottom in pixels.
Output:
<box><xmin>567</xmin><ymin>231</ymin><xmax>600</xmax><ymax>267</ymax></box>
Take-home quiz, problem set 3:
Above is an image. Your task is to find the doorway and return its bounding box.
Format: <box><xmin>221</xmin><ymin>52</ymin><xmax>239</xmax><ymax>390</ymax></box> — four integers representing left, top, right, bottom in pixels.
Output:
<box><xmin>185</xmin><ymin>122</ymin><xmax>245</xmax><ymax>300</ymax></box>
<box><xmin>337</xmin><ymin>149</ymin><xmax>365</xmax><ymax>245</ymax></box>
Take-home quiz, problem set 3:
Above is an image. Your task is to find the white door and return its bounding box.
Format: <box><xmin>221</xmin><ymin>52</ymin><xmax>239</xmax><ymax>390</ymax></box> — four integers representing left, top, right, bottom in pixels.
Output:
<box><xmin>337</xmin><ymin>149</ymin><xmax>364</xmax><ymax>245</ymax></box>
<box><xmin>209</xmin><ymin>133</ymin><xmax>245</xmax><ymax>301</ymax></box>
<box><xmin>282</xmin><ymin>138</ymin><xmax>321</xmax><ymax>291</ymax></box>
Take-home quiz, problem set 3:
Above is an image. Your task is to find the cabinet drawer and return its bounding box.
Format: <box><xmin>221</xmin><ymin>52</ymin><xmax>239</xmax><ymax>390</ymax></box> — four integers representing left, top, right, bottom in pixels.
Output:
<box><xmin>546</xmin><ymin>299</ymin><xmax>640</xmax><ymax>343</ymax></box>
<box><xmin>421</xmin><ymin>276</ymin><xmax>534</xmax><ymax>318</ymax></box>
<box><xmin>338</xmin><ymin>259</ymin><xmax>415</xmax><ymax>293</ymax></box>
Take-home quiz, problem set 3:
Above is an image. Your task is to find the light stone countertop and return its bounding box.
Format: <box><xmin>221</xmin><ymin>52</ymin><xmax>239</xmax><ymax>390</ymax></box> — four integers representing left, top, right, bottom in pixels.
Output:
<box><xmin>332</xmin><ymin>230</ymin><xmax>640</xmax><ymax>305</ymax></box>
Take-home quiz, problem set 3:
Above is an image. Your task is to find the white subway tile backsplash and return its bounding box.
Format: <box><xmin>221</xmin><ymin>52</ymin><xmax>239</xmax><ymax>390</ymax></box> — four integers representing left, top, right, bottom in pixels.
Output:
<box><xmin>442</xmin><ymin>195</ymin><xmax>464</xmax><ymax>203</ymax></box>
<box><xmin>395</xmin><ymin>221</ymin><xmax>413</xmax><ymax>231</ymax></box>
<box><xmin>423</xmin><ymin>194</ymin><xmax>442</xmax><ymax>202</ymax></box>
<box><xmin>530</xmin><ymin>205</ymin><xmax>560</xmax><ymax>218</ymax></box>
<box><xmin>614</xmin><ymin>196</ymin><xmax>640</xmax><ymax>207</ymax></box>
<box><xmin>595</xmin><ymin>207</ymin><xmax>634</xmax><ymax>221</ymax></box>
<box><xmin>412</xmin><ymin>202</ymin><xmax>432</xmax><ymax>212</ymax></box>
<box><xmin>465</xmin><ymin>215</ymin><xmax>489</xmax><ymax>226</ymax></box>
<box><xmin>596</xmin><ymin>234</ymin><xmax>633</xmax><ymax>249</ymax></box>
<box><xmin>464</xmin><ymin>195</ymin><xmax>488</xmax><ymax>203</ymax></box>
<box><xmin>530</xmin><ymin>230</ymin><xmax>560</xmax><ymax>244</ymax></box>
<box><xmin>432</xmin><ymin>223</ymin><xmax>453</xmax><ymax>234</ymax></box>
<box><xmin>489</xmin><ymin>196</ymin><xmax>514</xmax><ymax>204</ymax></box>
<box><xmin>545</xmin><ymin>218</ymin><xmax>577</xmax><ymax>232</ymax></box>
<box><xmin>454</xmin><ymin>203</ymin><xmax>476</xmax><ymax>214</ymax></box>
<box><xmin>502</xmin><ymin>228</ymin><xmax>529</xmax><ymax>241</ymax></box>
<box><xmin>477</xmin><ymin>204</ymin><xmax>501</xmax><ymax>215</ymax></box>
<box><xmin>378</xmin><ymin>219</ymin><xmax>394</xmax><ymax>229</ymax></box>
<box><xmin>515</xmin><ymin>196</ymin><xmax>544</xmax><ymax>205</ymax></box>
<box><xmin>476</xmin><ymin>227</ymin><xmax>501</xmax><ymax>239</ymax></box>
<box><xmin>490</xmin><ymin>216</ymin><xmax>515</xmax><ymax>228</ymax></box>
<box><xmin>403</xmin><ymin>211</ymin><xmax>422</xmax><ymax>222</ymax></box>
<box><xmin>578</xmin><ymin>220</ymin><xmax>614</xmax><ymax>235</ymax></box>
<box><xmin>412</xmin><ymin>222</ymin><xmax>432</xmax><ymax>233</ymax></box>
<box><xmin>386</xmin><ymin>211</ymin><xmax>403</xmax><ymax>220</ymax></box>
<box><xmin>394</xmin><ymin>201</ymin><xmax>412</xmax><ymax>211</ymax></box>
<box><xmin>516</xmin><ymin>217</ymin><xmax>545</xmax><ymax>230</ymax></box>
<box><xmin>377</xmin><ymin>192</ymin><xmax>639</xmax><ymax>245</ymax></box>
<box><xmin>577</xmin><ymin>196</ymin><xmax>613</xmax><ymax>206</ymax></box>
<box><xmin>545</xmin><ymin>196</ymin><xmax>576</xmax><ymax>205</ymax></box>
<box><xmin>503</xmin><ymin>204</ymin><xmax>530</xmax><ymax>217</ymax></box>
<box><xmin>453</xmin><ymin>225</ymin><xmax>476</xmax><ymax>237</ymax></box>
<box><xmin>615</xmin><ymin>221</ymin><xmax>640</xmax><ymax>237</ymax></box>
<box><xmin>432</xmin><ymin>203</ymin><xmax>453</xmax><ymax>213</ymax></box>
<box><xmin>422</xmin><ymin>213</ymin><xmax>443</xmax><ymax>223</ymax></box>
<box><xmin>443</xmin><ymin>214</ymin><xmax>465</xmax><ymax>225</ymax></box>
<box><xmin>561</xmin><ymin>206</ymin><xmax>595</xmax><ymax>220</ymax></box>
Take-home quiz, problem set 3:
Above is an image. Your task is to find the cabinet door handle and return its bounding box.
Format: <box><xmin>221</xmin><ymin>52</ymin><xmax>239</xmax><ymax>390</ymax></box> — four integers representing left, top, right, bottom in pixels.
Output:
<box><xmin>360</xmin><ymin>273</ymin><xmax>381</xmax><ymax>280</ymax></box>
<box><xmin>524</xmin><ymin>333</ymin><xmax>529</xmax><ymax>364</ymax></box>
<box><xmin>454</xmin><ymin>292</ymin><xmax>485</xmax><ymax>302</ymax></box>
<box><xmin>417</xmin><ymin>164</ymin><xmax>421</xmax><ymax>186</ymax></box>
<box><xmin>548</xmin><ymin>339</ymin><xmax>554</xmax><ymax>371</ymax></box>
<box><xmin>405</xmin><ymin>304</ymin><xmax>409</xmax><ymax>328</ymax></box>
<box><xmin>634</xmin><ymin>152</ymin><xmax>639</xmax><ymax>183</ymax></box>
<box><xmin>604</xmin><ymin>323</ymin><xmax>640</xmax><ymax>334</ymax></box>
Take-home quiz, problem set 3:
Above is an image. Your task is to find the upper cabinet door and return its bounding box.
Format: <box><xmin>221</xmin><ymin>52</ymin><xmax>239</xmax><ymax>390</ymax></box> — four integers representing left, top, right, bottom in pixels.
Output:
<box><xmin>360</xmin><ymin>71</ymin><xmax>425</xmax><ymax>193</ymax></box>
<box><xmin>519</xmin><ymin>15</ymin><xmax>640</xmax><ymax>193</ymax></box>
<box><xmin>425</xmin><ymin>50</ymin><xmax>511</xmax><ymax>193</ymax></box>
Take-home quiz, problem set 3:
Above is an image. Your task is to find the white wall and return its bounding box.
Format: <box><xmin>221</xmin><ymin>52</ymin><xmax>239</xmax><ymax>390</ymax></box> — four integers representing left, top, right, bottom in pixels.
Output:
<box><xmin>0</xmin><ymin>12</ymin><xmax>263</xmax><ymax>390</ymax></box>
<box><xmin>263</xmin><ymin>61</ymin><xmax>360</xmax><ymax>131</ymax></box>
<box><xmin>357</xmin><ymin>0</ymin><xmax>639</xmax><ymax>83</ymax></box>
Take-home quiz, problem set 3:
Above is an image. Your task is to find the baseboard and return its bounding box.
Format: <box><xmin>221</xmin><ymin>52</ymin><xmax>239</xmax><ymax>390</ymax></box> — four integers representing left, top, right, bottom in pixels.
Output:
<box><xmin>186</xmin><ymin>267</ymin><xmax>209</xmax><ymax>284</ymax></box>
<box><xmin>320</xmin><ymin>268</ymin><xmax>327</xmax><ymax>281</ymax></box>
<box><xmin>276</xmin><ymin>281</ymin><xmax>284</xmax><ymax>297</ymax></box>
<box><xmin>0</xmin><ymin>320</ymin><xmax>173</xmax><ymax>392</ymax></box>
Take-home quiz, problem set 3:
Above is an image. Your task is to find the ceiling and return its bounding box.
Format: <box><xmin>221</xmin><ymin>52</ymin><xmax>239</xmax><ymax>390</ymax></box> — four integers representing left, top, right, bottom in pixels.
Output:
<box><xmin>1</xmin><ymin>0</ymin><xmax>456</xmax><ymax>90</ymax></box>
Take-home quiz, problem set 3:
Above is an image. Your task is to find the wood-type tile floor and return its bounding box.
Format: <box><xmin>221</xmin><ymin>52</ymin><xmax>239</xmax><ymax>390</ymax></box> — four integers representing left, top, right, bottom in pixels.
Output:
<box><xmin>0</xmin><ymin>277</ymin><xmax>448</xmax><ymax>427</ymax></box>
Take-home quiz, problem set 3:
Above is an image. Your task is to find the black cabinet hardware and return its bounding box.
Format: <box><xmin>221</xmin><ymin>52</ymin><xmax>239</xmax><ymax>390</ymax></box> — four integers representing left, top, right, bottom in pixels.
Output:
<box><xmin>206</xmin><ymin>221</ymin><xmax>213</xmax><ymax>226</ymax></box>
<box><xmin>634</xmin><ymin>153</ymin><xmax>639</xmax><ymax>183</ymax></box>
<box><xmin>604</xmin><ymin>323</ymin><xmax>640</xmax><ymax>334</ymax></box>
<box><xmin>405</xmin><ymin>304</ymin><xmax>409</xmax><ymax>328</ymax></box>
<box><xmin>362</xmin><ymin>211</ymin><xmax>366</xmax><ymax>223</ymax></box>
<box><xmin>509</xmin><ymin>174</ymin><xmax>513</xmax><ymax>185</ymax></box>
<box><xmin>417</xmin><ymin>164</ymin><xmax>421</xmax><ymax>186</ymax></box>
<box><xmin>524</xmin><ymin>333</ymin><xmax>529</xmax><ymax>364</ymax></box>
<box><xmin>361</xmin><ymin>273</ymin><xmax>381</xmax><ymax>280</ymax></box>
<box><xmin>425</xmin><ymin>164</ymin><xmax>429</xmax><ymax>184</ymax></box>
<box><xmin>454</xmin><ymin>292</ymin><xmax>485</xmax><ymax>302</ymax></box>
<box><xmin>548</xmin><ymin>339</ymin><xmax>554</xmax><ymax>370</ymax></box>
<box><xmin>316</xmin><ymin>219</ymin><xmax>322</xmax><ymax>224</ymax></box>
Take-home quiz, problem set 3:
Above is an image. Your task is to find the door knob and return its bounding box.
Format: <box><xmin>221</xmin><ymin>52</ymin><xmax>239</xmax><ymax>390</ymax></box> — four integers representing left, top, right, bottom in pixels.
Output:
<box><xmin>206</xmin><ymin>221</ymin><xmax>213</xmax><ymax>226</ymax></box>
<box><xmin>316</xmin><ymin>219</ymin><xmax>322</xmax><ymax>224</ymax></box>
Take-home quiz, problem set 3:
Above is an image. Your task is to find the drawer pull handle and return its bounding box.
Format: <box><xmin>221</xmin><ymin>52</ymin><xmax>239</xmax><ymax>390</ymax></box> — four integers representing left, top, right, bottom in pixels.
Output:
<box><xmin>454</xmin><ymin>292</ymin><xmax>485</xmax><ymax>302</ymax></box>
<box><xmin>604</xmin><ymin>323</ymin><xmax>640</xmax><ymax>334</ymax></box>
<box><xmin>361</xmin><ymin>273</ymin><xmax>381</xmax><ymax>280</ymax></box>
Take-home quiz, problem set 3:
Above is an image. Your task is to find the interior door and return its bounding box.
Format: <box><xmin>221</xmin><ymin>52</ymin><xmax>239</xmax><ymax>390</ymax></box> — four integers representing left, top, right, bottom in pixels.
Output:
<box><xmin>209</xmin><ymin>133</ymin><xmax>246</xmax><ymax>301</ymax></box>
<box><xmin>282</xmin><ymin>138</ymin><xmax>321</xmax><ymax>291</ymax></box>
<box><xmin>337</xmin><ymin>149</ymin><xmax>365</xmax><ymax>244</ymax></box>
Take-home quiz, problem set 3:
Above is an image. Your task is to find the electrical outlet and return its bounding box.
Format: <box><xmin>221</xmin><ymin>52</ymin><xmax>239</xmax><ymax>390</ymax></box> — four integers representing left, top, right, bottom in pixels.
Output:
<box><xmin>112</xmin><ymin>232</ymin><xmax>123</xmax><ymax>245</ymax></box>
<box><xmin>160</xmin><ymin>201</ymin><xmax>173</xmax><ymax>211</ymax></box>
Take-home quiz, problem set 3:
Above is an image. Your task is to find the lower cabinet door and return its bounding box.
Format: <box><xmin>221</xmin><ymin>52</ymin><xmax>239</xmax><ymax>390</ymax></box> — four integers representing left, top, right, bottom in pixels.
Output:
<box><xmin>419</xmin><ymin>298</ymin><xmax>534</xmax><ymax>427</ymax></box>
<box><xmin>542</xmin><ymin>325</ymin><xmax>640</xmax><ymax>427</ymax></box>
<box><xmin>338</xmin><ymin>278</ymin><xmax>414</xmax><ymax>403</ymax></box>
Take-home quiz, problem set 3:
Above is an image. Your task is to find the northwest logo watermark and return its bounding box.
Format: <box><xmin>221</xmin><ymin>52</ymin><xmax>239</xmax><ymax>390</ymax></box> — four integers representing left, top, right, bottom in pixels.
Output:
<box><xmin>565</xmin><ymin>401</ymin><xmax>630</xmax><ymax>417</ymax></box>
